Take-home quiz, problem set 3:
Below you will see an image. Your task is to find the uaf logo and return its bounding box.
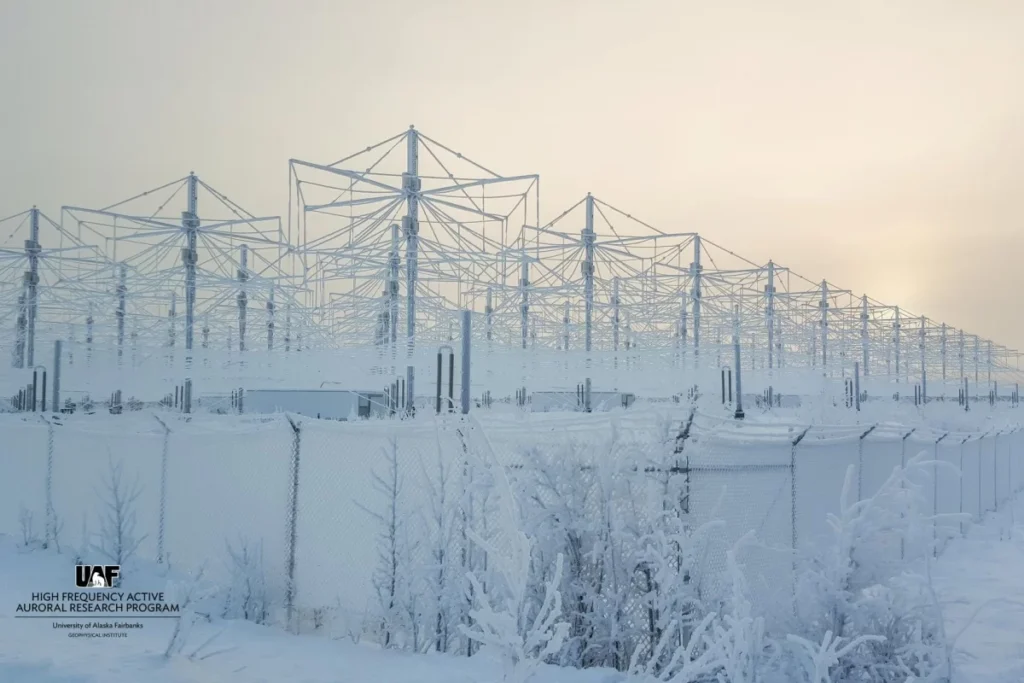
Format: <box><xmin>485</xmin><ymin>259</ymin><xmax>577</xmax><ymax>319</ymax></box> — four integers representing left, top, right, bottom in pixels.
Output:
<box><xmin>75</xmin><ymin>565</ymin><xmax>120</xmax><ymax>588</ymax></box>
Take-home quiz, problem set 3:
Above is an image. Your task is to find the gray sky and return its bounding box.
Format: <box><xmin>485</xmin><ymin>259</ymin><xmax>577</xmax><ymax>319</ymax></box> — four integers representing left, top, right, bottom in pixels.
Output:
<box><xmin>2</xmin><ymin>0</ymin><xmax>1023</xmax><ymax>348</ymax></box>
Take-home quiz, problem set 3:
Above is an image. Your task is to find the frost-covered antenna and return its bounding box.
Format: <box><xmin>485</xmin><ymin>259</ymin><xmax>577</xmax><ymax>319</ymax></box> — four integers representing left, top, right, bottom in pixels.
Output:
<box><xmin>940</xmin><ymin>322</ymin><xmax>947</xmax><ymax>381</ymax></box>
<box><xmin>861</xmin><ymin>294</ymin><xmax>870</xmax><ymax>376</ymax></box>
<box><xmin>920</xmin><ymin>316</ymin><xmax>927</xmax><ymax>401</ymax></box>
<box><xmin>116</xmin><ymin>263</ymin><xmax>127</xmax><ymax>363</ymax></box>
<box><xmin>388</xmin><ymin>223</ymin><xmax>400</xmax><ymax>368</ymax></box>
<box><xmin>582</xmin><ymin>193</ymin><xmax>595</xmax><ymax>354</ymax></box>
<box><xmin>61</xmin><ymin>172</ymin><xmax>290</xmax><ymax>355</ymax></box>
<box><xmin>520</xmin><ymin>249</ymin><xmax>529</xmax><ymax>349</ymax></box>
<box><xmin>820</xmin><ymin>280</ymin><xmax>829</xmax><ymax>375</ymax></box>
<box><xmin>766</xmin><ymin>260</ymin><xmax>776</xmax><ymax>370</ymax></box>
<box><xmin>692</xmin><ymin>234</ymin><xmax>703</xmax><ymax>366</ymax></box>
<box><xmin>290</xmin><ymin>125</ymin><xmax>538</xmax><ymax>351</ymax></box>
<box><xmin>168</xmin><ymin>292</ymin><xmax>176</xmax><ymax>350</ymax></box>
<box><xmin>0</xmin><ymin>206</ymin><xmax>105</xmax><ymax>368</ymax></box>
<box><xmin>894</xmin><ymin>306</ymin><xmax>901</xmax><ymax>383</ymax></box>
<box><xmin>182</xmin><ymin>172</ymin><xmax>199</xmax><ymax>369</ymax></box>
<box><xmin>24</xmin><ymin>207</ymin><xmax>40</xmax><ymax>366</ymax></box>
<box><xmin>267</xmin><ymin>287</ymin><xmax>275</xmax><ymax>351</ymax></box>
<box><xmin>237</xmin><ymin>243</ymin><xmax>248</xmax><ymax>353</ymax></box>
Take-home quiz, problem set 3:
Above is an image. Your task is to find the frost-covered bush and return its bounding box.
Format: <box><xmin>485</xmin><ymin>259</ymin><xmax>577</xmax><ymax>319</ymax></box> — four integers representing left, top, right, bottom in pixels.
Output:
<box><xmin>349</xmin><ymin>413</ymin><xmax>969</xmax><ymax>683</ymax></box>
<box><xmin>221</xmin><ymin>536</ymin><xmax>273</xmax><ymax>625</ymax></box>
<box><xmin>359</xmin><ymin>435</ymin><xmax>423</xmax><ymax>649</ymax></box>
<box><xmin>92</xmin><ymin>456</ymin><xmax>146</xmax><ymax>571</ymax></box>
<box><xmin>789</xmin><ymin>452</ymin><xmax>967</xmax><ymax>682</ymax></box>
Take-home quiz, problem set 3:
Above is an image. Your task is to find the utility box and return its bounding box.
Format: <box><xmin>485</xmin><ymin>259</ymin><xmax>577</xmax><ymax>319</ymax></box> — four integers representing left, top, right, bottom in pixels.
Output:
<box><xmin>244</xmin><ymin>389</ymin><xmax>388</xmax><ymax>420</ymax></box>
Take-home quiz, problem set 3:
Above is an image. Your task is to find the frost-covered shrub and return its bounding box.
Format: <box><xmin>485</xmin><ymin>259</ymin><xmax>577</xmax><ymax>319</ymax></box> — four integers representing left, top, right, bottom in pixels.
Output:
<box><xmin>789</xmin><ymin>452</ymin><xmax>966</xmax><ymax>682</ymax></box>
<box><xmin>221</xmin><ymin>536</ymin><xmax>273</xmax><ymax>625</ymax></box>
<box><xmin>347</xmin><ymin>413</ymin><xmax>968</xmax><ymax>682</ymax></box>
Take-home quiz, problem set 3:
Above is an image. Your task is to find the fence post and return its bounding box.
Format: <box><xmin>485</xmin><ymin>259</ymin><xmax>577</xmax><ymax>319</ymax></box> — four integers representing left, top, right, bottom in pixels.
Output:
<box><xmin>958</xmin><ymin>437</ymin><xmax>965</xmax><ymax>535</ymax></box>
<box><xmin>858</xmin><ymin>424</ymin><xmax>879</xmax><ymax>501</ymax></box>
<box><xmin>934</xmin><ymin>433</ymin><xmax>948</xmax><ymax>556</ymax></box>
<box><xmin>40</xmin><ymin>415</ymin><xmax>55</xmax><ymax>548</ymax></box>
<box><xmin>1007</xmin><ymin>428</ymin><xmax>1015</xmax><ymax>497</ymax></box>
<box><xmin>901</xmin><ymin>427</ymin><xmax>917</xmax><ymax>469</ymax></box>
<box><xmin>285</xmin><ymin>414</ymin><xmax>302</xmax><ymax>633</ymax></box>
<box><xmin>790</xmin><ymin>426</ymin><xmax>811</xmax><ymax>612</ymax></box>
<box><xmin>896</xmin><ymin>427</ymin><xmax>914</xmax><ymax>559</ymax></box>
<box><xmin>993</xmin><ymin>431</ymin><xmax>1000</xmax><ymax>511</ymax></box>
<box><xmin>978</xmin><ymin>432</ymin><xmax>987</xmax><ymax>518</ymax></box>
<box><xmin>153</xmin><ymin>414</ymin><xmax>171</xmax><ymax>564</ymax></box>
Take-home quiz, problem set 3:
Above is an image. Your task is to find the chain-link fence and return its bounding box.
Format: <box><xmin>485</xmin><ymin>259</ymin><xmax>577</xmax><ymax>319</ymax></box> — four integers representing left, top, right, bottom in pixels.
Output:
<box><xmin>1</xmin><ymin>409</ymin><xmax>1021</xmax><ymax>661</ymax></box>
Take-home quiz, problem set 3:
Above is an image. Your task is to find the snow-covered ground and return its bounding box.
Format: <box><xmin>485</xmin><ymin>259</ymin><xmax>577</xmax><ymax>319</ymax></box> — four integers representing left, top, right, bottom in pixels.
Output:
<box><xmin>0</xmin><ymin>534</ymin><xmax>616</xmax><ymax>683</ymax></box>
<box><xmin>931</xmin><ymin>496</ymin><xmax>1024</xmax><ymax>683</ymax></box>
<box><xmin>2</xmin><ymin>492</ymin><xmax>1023</xmax><ymax>682</ymax></box>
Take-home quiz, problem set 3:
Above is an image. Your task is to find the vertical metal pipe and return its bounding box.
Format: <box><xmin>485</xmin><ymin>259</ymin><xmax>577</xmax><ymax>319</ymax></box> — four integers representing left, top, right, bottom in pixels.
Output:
<box><xmin>854</xmin><ymin>361</ymin><xmax>861</xmax><ymax>411</ymax></box>
<box><xmin>267</xmin><ymin>289</ymin><xmax>275</xmax><ymax>351</ymax></box>
<box><xmin>436</xmin><ymin>351</ymin><xmax>442</xmax><ymax>414</ymax></box>
<box><xmin>448</xmin><ymin>352</ymin><xmax>455</xmax><ymax>412</ymax></box>
<box><xmin>461</xmin><ymin>310</ymin><xmax>471</xmax><ymax>415</ymax></box>
<box><xmin>940</xmin><ymin>322</ymin><xmax>947</xmax><ymax>383</ymax></box>
<box><xmin>954</xmin><ymin>327</ymin><xmax>962</xmax><ymax>387</ymax></box>
<box><xmin>520</xmin><ymin>251</ymin><xmax>530</xmax><ymax>349</ymax></box>
<box><xmin>920</xmin><ymin>316</ymin><xmax>927</xmax><ymax>402</ymax></box>
<box><xmin>389</xmin><ymin>224</ymin><xmax>400</xmax><ymax>363</ymax></box>
<box><xmin>583</xmin><ymin>194</ymin><xmax>595</xmax><ymax>353</ymax></box>
<box><xmin>820</xmin><ymin>280</ymin><xmax>829</xmax><ymax>374</ymax></box>
<box><xmin>485</xmin><ymin>287</ymin><xmax>493</xmax><ymax>345</ymax></box>
<box><xmin>406</xmin><ymin>365</ymin><xmax>415</xmax><ymax>415</ymax></box>
<box><xmin>974</xmin><ymin>335</ymin><xmax>980</xmax><ymax>385</ymax></box>
<box><xmin>691</xmin><ymin>236</ymin><xmax>702</xmax><ymax>367</ymax></box>
<box><xmin>894</xmin><ymin>306</ymin><xmax>901</xmax><ymax>383</ymax></box>
<box><xmin>677</xmin><ymin>287</ymin><xmax>685</xmax><ymax>366</ymax></box>
<box><xmin>861</xmin><ymin>295</ymin><xmax>870</xmax><ymax>376</ymax></box>
<box><xmin>116</xmin><ymin>264</ymin><xmax>127</xmax><ymax>362</ymax></box>
<box><xmin>182</xmin><ymin>173</ymin><xmax>199</xmax><ymax>366</ymax></box>
<box><xmin>563</xmin><ymin>301</ymin><xmax>570</xmax><ymax>351</ymax></box>
<box><xmin>168</xmin><ymin>293</ymin><xmax>177</xmax><ymax>350</ymax></box>
<box><xmin>238</xmin><ymin>244</ymin><xmax>248</xmax><ymax>352</ymax></box>
<box><xmin>733</xmin><ymin>305</ymin><xmax>745</xmax><ymax>419</ymax></box>
<box><xmin>25</xmin><ymin>207</ymin><xmax>40</xmax><ymax>367</ymax></box>
<box><xmin>404</xmin><ymin>126</ymin><xmax>420</xmax><ymax>359</ymax></box>
<box><xmin>766</xmin><ymin>260</ymin><xmax>775</xmax><ymax>370</ymax></box>
<box><xmin>86</xmin><ymin>304</ymin><xmax>94</xmax><ymax>365</ymax></box>
<box><xmin>52</xmin><ymin>340</ymin><xmax>61</xmax><ymax>412</ymax></box>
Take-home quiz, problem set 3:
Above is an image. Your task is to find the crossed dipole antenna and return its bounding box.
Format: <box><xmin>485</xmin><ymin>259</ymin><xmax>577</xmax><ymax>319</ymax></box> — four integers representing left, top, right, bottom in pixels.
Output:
<box><xmin>60</xmin><ymin>173</ymin><xmax>296</xmax><ymax>361</ymax></box>
<box><xmin>0</xmin><ymin>126</ymin><xmax>1017</xmax><ymax>380</ymax></box>
<box><xmin>0</xmin><ymin>207</ymin><xmax>110</xmax><ymax>367</ymax></box>
<box><xmin>289</xmin><ymin>125</ymin><xmax>540</xmax><ymax>352</ymax></box>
